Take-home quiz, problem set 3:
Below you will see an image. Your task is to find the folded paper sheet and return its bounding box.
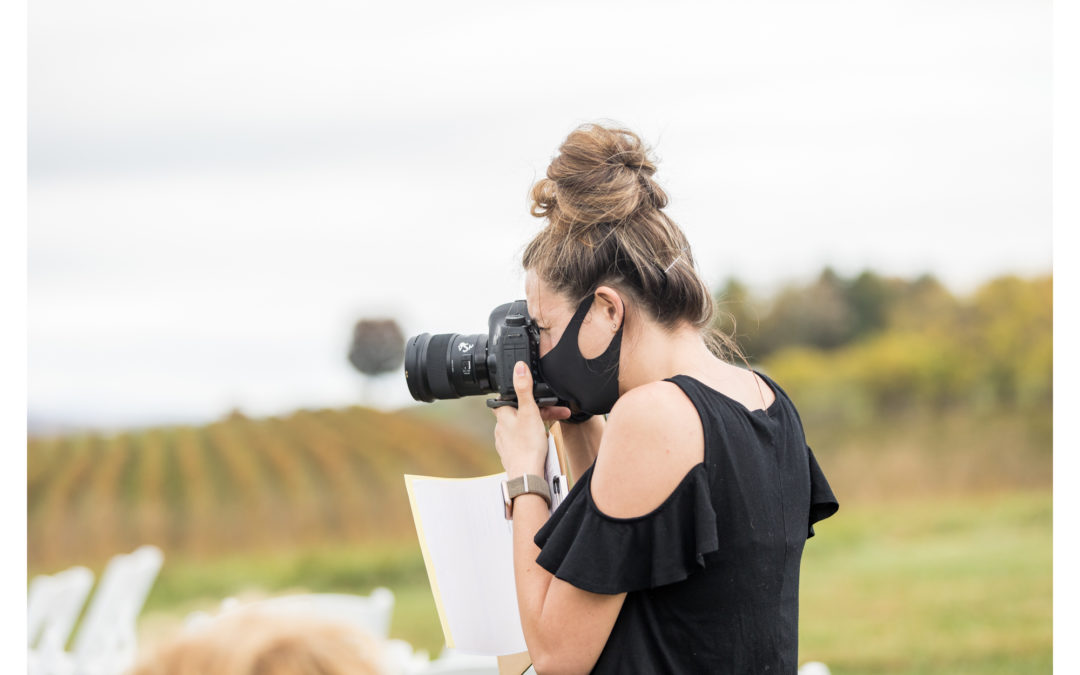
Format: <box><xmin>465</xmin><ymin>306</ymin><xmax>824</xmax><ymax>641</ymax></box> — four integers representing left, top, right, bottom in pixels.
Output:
<box><xmin>404</xmin><ymin>435</ymin><xmax>566</xmax><ymax>656</ymax></box>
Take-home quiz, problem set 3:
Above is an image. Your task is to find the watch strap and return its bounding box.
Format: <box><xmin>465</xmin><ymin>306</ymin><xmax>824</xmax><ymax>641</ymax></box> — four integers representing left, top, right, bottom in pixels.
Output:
<box><xmin>507</xmin><ymin>474</ymin><xmax>551</xmax><ymax>504</ymax></box>
<box><xmin>502</xmin><ymin>474</ymin><xmax>551</xmax><ymax>519</ymax></box>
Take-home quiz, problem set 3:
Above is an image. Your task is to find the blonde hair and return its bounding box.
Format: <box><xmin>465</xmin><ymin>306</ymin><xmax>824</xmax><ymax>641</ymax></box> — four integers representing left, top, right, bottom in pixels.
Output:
<box><xmin>130</xmin><ymin>611</ymin><xmax>385</xmax><ymax>675</ymax></box>
<box><xmin>524</xmin><ymin>123</ymin><xmax>743</xmax><ymax>361</ymax></box>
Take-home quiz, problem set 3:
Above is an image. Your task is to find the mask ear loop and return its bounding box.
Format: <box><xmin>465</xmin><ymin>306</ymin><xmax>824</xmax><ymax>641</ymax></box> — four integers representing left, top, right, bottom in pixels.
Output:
<box><xmin>543</xmin><ymin>293</ymin><xmax>598</xmax><ymax>360</ymax></box>
<box><xmin>566</xmin><ymin>293</ymin><xmax>596</xmax><ymax>342</ymax></box>
<box><xmin>573</xmin><ymin>289</ymin><xmax>623</xmax><ymax>377</ymax></box>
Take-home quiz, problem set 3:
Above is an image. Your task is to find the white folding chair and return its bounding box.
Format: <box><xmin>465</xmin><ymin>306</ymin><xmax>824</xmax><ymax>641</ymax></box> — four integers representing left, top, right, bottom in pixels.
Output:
<box><xmin>27</xmin><ymin>566</ymin><xmax>94</xmax><ymax>674</ymax></box>
<box><xmin>48</xmin><ymin>545</ymin><xmax>164</xmax><ymax>675</ymax></box>
<box><xmin>28</xmin><ymin>575</ymin><xmax>56</xmax><ymax>648</ymax></box>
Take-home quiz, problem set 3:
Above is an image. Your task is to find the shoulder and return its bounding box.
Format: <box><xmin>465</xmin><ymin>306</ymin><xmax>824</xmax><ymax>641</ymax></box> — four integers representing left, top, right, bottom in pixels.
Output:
<box><xmin>607</xmin><ymin>379</ymin><xmax>701</xmax><ymax>433</ymax></box>
<box><xmin>589</xmin><ymin>380</ymin><xmax>705</xmax><ymax>519</ymax></box>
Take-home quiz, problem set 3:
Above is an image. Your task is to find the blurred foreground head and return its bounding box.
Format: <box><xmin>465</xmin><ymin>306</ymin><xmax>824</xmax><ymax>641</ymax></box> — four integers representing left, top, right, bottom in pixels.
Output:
<box><xmin>131</xmin><ymin>611</ymin><xmax>385</xmax><ymax>675</ymax></box>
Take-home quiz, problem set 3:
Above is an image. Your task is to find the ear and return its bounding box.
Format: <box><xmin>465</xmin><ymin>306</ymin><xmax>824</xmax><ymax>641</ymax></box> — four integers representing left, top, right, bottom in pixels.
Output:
<box><xmin>592</xmin><ymin>285</ymin><xmax>624</xmax><ymax>330</ymax></box>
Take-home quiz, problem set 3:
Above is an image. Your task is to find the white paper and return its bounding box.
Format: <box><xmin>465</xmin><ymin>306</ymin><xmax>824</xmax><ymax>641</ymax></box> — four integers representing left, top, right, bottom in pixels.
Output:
<box><xmin>407</xmin><ymin>472</ymin><xmax>526</xmax><ymax>654</ymax></box>
<box><xmin>404</xmin><ymin>435</ymin><xmax>566</xmax><ymax>656</ymax></box>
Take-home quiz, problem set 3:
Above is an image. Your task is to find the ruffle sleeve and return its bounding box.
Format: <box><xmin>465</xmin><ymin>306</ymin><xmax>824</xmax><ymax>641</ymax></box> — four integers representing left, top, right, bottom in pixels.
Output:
<box><xmin>807</xmin><ymin>445</ymin><xmax>839</xmax><ymax>538</ymax></box>
<box><xmin>533</xmin><ymin>462</ymin><xmax>720</xmax><ymax>595</ymax></box>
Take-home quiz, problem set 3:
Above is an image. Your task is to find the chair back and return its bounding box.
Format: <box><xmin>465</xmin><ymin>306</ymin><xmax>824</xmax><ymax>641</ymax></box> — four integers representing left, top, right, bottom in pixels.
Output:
<box><xmin>70</xmin><ymin>545</ymin><xmax>163</xmax><ymax>670</ymax></box>
<box><xmin>27</xmin><ymin>566</ymin><xmax>94</xmax><ymax>651</ymax></box>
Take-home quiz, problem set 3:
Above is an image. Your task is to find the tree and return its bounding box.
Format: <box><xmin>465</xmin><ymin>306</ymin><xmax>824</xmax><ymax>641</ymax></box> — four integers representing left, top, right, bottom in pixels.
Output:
<box><xmin>846</xmin><ymin>269</ymin><xmax>897</xmax><ymax>338</ymax></box>
<box><xmin>713</xmin><ymin>277</ymin><xmax>760</xmax><ymax>361</ymax></box>
<box><xmin>752</xmin><ymin>267</ymin><xmax>857</xmax><ymax>357</ymax></box>
<box><xmin>349</xmin><ymin>318</ymin><xmax>406</xmax><ymax>405</ymax></box>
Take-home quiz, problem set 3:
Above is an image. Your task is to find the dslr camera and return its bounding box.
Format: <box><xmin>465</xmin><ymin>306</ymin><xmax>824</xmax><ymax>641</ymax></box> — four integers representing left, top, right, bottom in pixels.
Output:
<box><xmin>404</xmin><ymin>300</ymin><xmax>561</xmax><ymax>409</ymax></box>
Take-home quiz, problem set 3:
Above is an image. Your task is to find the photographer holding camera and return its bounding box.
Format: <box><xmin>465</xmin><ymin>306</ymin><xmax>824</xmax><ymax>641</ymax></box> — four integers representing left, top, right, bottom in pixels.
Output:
<box><xmin>407</xmin><ymin>123</ymin><xmax>837</xmax><ymax>673</ymax></box>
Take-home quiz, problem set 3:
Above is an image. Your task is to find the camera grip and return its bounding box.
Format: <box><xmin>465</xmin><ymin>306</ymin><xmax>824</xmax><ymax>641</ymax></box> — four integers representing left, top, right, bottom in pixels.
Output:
<box><xmin>486</xmin><ymin>396</ymin><xmax>562</xmax><ymax>409</ymax></box>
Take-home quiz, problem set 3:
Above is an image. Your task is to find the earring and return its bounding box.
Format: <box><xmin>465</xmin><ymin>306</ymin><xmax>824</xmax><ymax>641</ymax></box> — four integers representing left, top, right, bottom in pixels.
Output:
<box><xmin>612</xmin><ymin>323</ymin><xmax>618</xmax><ymax>331</ymax></box>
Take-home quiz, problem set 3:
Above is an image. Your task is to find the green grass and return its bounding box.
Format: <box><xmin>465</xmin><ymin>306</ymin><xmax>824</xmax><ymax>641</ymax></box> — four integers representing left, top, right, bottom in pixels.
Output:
<box><xmin>799</xmin><ymin>490</ymin><xmax>1052</xmax><ymax>673</ymax></box>
<box><xmin>129</xmin><ymin>489</ymin><xmax>1052</xmax><ymax>671</ymax></box>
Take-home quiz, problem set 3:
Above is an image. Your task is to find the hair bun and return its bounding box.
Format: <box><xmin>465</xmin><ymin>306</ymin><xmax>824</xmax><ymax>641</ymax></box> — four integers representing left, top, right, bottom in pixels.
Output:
<box><xmin>530</xmin><ymin>123</ymin><xmax>668</xmax><ymax>232</ymax></box>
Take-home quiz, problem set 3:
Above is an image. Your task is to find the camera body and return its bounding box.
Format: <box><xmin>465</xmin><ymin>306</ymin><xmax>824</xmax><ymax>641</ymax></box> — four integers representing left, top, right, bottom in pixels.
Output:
<box><xmin>486</xmin><ymin>300</ymin><xmax>561</xmax><ymax>406</ymax></box>
<box><xmin>404</xmin><ymin>300</ymin><xmax>561</xmax><ymax>408</ymax></box>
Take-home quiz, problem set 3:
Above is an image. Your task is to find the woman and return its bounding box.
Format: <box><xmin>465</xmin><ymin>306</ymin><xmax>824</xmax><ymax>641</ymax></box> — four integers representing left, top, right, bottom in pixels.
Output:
<box><xmin>491</xmin><ymin>123</ymin><xmax>839</xmax><ymax>673</ymax></box>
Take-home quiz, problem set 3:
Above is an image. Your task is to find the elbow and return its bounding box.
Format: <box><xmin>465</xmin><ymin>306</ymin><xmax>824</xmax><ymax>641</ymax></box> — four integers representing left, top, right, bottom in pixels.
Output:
<box><xmin>530</xmin><ymin>648</ymin><xmax>593</xmax><ymax>675</ymax></box>
<box><xmin>529</xmin><ymin>644</ymin><xmax>558</xmax><ymax>675</ymax></box>
<box><xmin>530</xmin><ymin>650</ymin><xmax>555</xmax><ymax>675</ymax></box>
<box><xmin>530</xmin><ymin>652</ymin><xmax>561</xmax><ymax>675</ymax></box>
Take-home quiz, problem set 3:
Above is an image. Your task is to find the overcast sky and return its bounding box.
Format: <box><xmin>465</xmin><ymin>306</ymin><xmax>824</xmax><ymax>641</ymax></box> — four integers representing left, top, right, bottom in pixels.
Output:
<box><xmin>28</xmin><ymin>0</ymin><xmax>1051</xmax><ymax>430</ymax></box>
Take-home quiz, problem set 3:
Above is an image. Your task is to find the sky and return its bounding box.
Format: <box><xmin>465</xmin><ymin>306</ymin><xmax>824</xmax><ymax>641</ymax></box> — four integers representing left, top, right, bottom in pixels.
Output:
<box><xmin>27</xmin><ymin>0</ymin><xmax>1052</xmax><ymax>430</ymax></box>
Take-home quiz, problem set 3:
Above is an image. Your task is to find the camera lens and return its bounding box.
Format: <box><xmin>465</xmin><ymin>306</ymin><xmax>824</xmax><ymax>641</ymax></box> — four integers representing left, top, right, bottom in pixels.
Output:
<box><xmin>404</xmin><ymin>332</ymin><xmax>492</xmax><ymax>402</ymax></box>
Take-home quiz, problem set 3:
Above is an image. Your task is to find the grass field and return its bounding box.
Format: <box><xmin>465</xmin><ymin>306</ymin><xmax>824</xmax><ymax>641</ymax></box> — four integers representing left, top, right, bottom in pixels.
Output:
<box><xmin>799</xmin><ymin>489</ymin><xmax>1051</xmax><ymax>673</ymax></box>
<box><xmin>128</xmin><ymin>488</ymin><xmax>1051</xmax><ymax>672</ymax></box>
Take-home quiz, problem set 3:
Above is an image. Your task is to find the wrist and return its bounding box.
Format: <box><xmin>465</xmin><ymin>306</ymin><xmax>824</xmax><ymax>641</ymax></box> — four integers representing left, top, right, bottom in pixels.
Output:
<box><xmin>511</xmin><ymin>492</ymin><xmax>549</xmax><ymax>512</ymax></box>
<box><xmin>505</xmin><ymin>461</ymin><xmax>546</xmax><ymax>481</ymax></box>
<box><xmin>502</xmin><ymin>473</ymin><xmax>552</xmax><ymax>519</ymax></box>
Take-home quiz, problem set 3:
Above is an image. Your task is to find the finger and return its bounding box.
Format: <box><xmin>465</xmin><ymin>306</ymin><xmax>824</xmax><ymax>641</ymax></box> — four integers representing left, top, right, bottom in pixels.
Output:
<box><xmin>513</xmin><ymin>361</ymin><xmax>536</xmax><ymax>408</ymax></box>
<box><xmin>491</xmin><ymin>404</ymin><xmax>516</xmax><ymax>421</ymax></box>
<box><xmin>539</xmin><ymin>406</ymin><xmax>572</xmax><ymax>422</ymax></box>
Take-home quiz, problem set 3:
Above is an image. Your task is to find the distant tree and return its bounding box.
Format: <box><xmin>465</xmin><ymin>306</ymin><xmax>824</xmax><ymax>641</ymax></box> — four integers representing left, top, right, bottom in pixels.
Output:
<box><xmin>885</xmin><ymin>273</ymin><xmax>959</xmax><ymax>335</ymax></box>
<box><xmin>349</xmin><ymin>318</ymin><xmax>406</xmax><ymax>381</ymax></box>
<box><xmin>713</xmin><ymin>277</ymin><xmax>760</xmax><ymax>360</ymax></box>
<box><xmin>753</xmin><ymin>267</ymin><xmax>857</xmax><ymax>357</ymax></box>
<box><xmin>846</xmin><ymin>270</ymin><xmax>898</xmax><ymax>337</ymax></box>
<box><xmin>714</xmin><ymin>268</ymin><xmax>1052</xmax><ymax>419</ymax></box>
<box><xmin>969</xmin><ymin>275</ymin><xmax>1052</xmax><ymax>408</ymax></box>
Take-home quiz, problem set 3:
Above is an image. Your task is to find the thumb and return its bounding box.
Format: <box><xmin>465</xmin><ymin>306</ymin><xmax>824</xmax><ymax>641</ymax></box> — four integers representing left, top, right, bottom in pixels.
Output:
<box><xmin>513</xmin><ymin>361</ymin><xmax>535</xmax><ymax>407</ymax></box>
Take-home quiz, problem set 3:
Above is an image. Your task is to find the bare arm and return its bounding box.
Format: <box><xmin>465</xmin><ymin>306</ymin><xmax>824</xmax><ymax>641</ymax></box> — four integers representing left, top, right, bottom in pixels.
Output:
<box><xmin>508</xmin><ymin>494</ymin><xmax>625</xmax><ymax>674</ymax></box>
<box><xmin>492</xmin><ymin>366</ymin><xmax>703</xmax><ymax>673</ymax></box>
<box><xmin>493</xmin><ymin>365</ymin><xmax>624</xmax><ymax>673</ymax></box>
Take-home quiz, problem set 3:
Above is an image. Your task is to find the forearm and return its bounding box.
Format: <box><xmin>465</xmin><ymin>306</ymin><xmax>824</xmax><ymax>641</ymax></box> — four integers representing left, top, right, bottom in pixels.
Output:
<box><xmin>555</xmin><ymin>417</ymin><xmax>605</xmax><ymax>484</ymax></box>
<box><xmin>511</xmin><ymin>493</ymin><xmax>557</xmax><ymax>663</ymax></box>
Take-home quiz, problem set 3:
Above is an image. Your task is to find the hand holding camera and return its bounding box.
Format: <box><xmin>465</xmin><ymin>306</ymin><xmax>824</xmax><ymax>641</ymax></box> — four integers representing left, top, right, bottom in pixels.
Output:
<box><xmin>490</xmin><ymin>361</ymin><xmax>563</xmax><ymax>480</ymax></box>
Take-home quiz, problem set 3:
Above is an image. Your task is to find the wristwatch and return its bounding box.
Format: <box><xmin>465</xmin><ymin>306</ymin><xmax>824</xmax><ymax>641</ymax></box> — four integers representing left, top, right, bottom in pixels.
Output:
<box><xmin>501</xmin><ymin>474</ymin><xmax>551</xmax><ymax>519</ymax></box>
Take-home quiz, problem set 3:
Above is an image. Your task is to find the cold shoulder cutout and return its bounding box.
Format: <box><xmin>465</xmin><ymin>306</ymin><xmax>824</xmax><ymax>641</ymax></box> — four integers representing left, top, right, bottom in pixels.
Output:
<box><xmin>588</xmin><ymin>378</ymin><xmax>705</xmax><ymax>519</ymax></box>
<box><xmin>534</xmin><ymin>461</ymin><xmax>719</xmax><ymax>594</ymax></box>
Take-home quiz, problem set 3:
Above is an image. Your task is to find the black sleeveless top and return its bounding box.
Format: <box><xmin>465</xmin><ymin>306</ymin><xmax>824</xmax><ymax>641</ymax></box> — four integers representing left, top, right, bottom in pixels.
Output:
<box><xmin>533</xmin><ymin>371</ymin><xmax>838</xmax><ymax>673</ymax></box>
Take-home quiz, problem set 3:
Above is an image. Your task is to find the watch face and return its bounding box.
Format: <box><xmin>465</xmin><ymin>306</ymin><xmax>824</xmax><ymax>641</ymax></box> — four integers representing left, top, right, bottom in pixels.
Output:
<box><xmin>502</xmin><ymin>480</ymin><xmax>514</xmax><ymax>520</ymax></box>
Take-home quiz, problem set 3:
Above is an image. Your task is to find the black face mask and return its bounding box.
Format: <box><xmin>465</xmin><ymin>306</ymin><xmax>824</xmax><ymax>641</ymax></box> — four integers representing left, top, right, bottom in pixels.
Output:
<box><xmin>538</xmin><ymin>294</ymin><xmax>624</xmax><ymax>416</ymax></box>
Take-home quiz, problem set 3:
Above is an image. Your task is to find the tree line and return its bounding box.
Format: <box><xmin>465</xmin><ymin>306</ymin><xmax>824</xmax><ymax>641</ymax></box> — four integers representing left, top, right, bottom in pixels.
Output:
<box><xmin>715</xmin><ymin>268</ymin><xmax>1052</xmax><ymax>423</ymax></box>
